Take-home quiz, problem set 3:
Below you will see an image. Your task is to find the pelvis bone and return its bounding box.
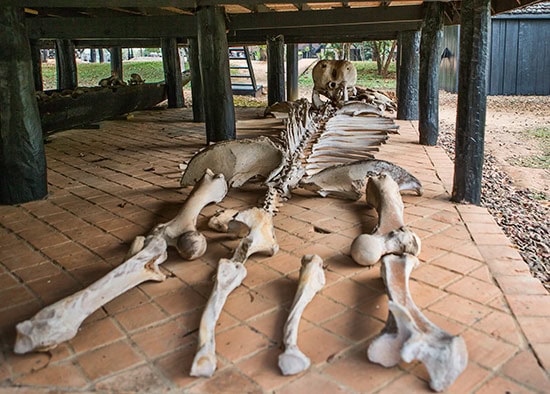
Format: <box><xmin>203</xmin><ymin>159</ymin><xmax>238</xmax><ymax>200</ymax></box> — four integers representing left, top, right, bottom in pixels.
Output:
<box><xmin>368</xmin><ymin>254</ymin><xmax>468</xmax><ymax>392</ymax></box>
<box><xmin>180</xmin><ymin>137</ymin><xmax>285</xmax><ymax>188</ymax></box>
<box><xmin>14</xmin><ymin>170</ymin><xmax>227</xmax><ymax>354</ymax></box>
<box><xmin>279</xmin><ymin>254</ymin><xmax>325</xmax><ymax>375</ymax></box>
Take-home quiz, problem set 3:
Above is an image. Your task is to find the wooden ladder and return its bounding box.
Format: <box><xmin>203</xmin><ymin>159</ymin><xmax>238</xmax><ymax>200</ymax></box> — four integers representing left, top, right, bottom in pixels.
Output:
<box><xmin>229</xmin><ymin>46</ymin><xmax>262</xmax><ymax>97</ymax></box>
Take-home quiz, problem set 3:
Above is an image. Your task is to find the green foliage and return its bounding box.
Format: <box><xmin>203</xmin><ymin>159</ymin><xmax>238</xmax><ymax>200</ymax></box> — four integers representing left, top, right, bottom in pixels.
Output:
<box><xmin>299</xmin><ymin>60</ymin><xmax>396</xmax><ymax>90</ymax></box>
<box><xmin>41</xmin><ymin>61</ymin><xmax>166</xmax><ymax>90</ymax></box>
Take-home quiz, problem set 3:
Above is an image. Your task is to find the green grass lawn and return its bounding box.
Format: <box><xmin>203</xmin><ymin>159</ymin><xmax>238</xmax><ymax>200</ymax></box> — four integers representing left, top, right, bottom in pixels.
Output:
<box><xmin>42</xmin><ymin>61</ymin><xmax>166</xmax><ymax>90</ymax></box>
<box><xmin>42</xmin><ymin>59</ymin><xmax>396</xmax><ymax>91</ymax></box>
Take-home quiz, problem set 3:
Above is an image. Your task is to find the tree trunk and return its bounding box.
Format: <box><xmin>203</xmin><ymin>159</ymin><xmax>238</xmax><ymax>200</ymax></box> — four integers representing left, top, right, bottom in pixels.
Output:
<box><xmin>452</xmin><ymin>0</ymin><xmax>491</xmax><ymax>204</ymax></box>
<box><xmin>98</xmin><ymin>48</ymin><xmax>104</xmax><ymax>63</ymax></box>
<box><xmin>0</xmin><ymin>7</ymin><xmax>47</xmax><ymax>204</ymax></box>
<box><xmin>419</xmin><ymin>2</ymin><xmax>444</xmax><ymax>146</ymax></box>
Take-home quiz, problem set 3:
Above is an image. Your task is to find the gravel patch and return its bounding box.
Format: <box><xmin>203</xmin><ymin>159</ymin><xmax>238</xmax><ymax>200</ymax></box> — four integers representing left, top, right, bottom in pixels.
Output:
<box><xmin>438</xmin><ymin>125</ymin><xmax>550</xmax><ymax>289</ymax></box>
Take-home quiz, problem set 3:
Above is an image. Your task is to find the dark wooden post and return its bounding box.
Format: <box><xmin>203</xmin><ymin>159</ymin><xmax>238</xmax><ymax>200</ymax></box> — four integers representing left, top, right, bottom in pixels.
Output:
<box><xmin>188</xmin><ymin>38</ymin><xmax>205</xmax><ymax>122</ymax></box>
<box><xmin>196</xmin><ymin>6</ymin><xmax>235</xmax><ymax>142</ymax></box>
<box><xmin>30</xmin><ymin>39</ymin><xmax>43</xmax><ymax>91</ymax></box>
<box><xmin>267</xmin><ymin>35</ymin><xmax>285</xmax><ymax>105</ymax></box>
<box><xmin>396</xmin><ymin>31</ymin><xmax>420</xmax><ymax>120</ymax></box>
<box><xmin>55</xmin><ymin>39</ymin><xmax>77</xmax><ymax>90</ymax></box>
<box><xmin>161</xmin><ymin>37</ymin><xmax>184</xmax><ymax>108</ymax></box>
<box><xmin>452</xmin><ymin>0</ymin><xmax>491</xmax><ymax>205</ymax></box>
<box><xmin>110</xmin><ymin>46</ymin><xmax>123</xmax><ymax>80</ymax></box>
<box><xmin>419</xmin><ymin>2</ymin><xmax>444</xmax><ymax>146</ymax></box>
<box><xmin>0</xmin><ymin>7</ymin><xmax>47</xmax><ymax>204</ymax></box>
<box><xmin>286</xmin><ymin>43</ymin><xmax>299</xmax><ymax>101</ymax></box>
<box><xmin>89</xmin><ymin>48</ymin><xmax>97</xmax><ymax>63</ymax></box>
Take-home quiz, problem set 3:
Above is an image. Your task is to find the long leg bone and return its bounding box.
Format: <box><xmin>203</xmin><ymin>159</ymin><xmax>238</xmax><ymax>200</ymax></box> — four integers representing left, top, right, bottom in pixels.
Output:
<box><xmin>351</xmin><ymin>174</ymin><xmax>418</xmax><ymax>267</ymax></box>
<box><xmin>351</xmin><ymin>226</ymin><xmax>421</xmax><ymax>267</ymax></box>
<box><xmin>190</xmin><ymin>207</ymin><xmax>278</xmax><ymax>377</ymax></box>
<box><xmin>368</xmin><ymin>254</ymin><xmax>468</xmax><ymax>392</ymax></box>
<box><xmin>278</xmin><ymin>254</ymin><xmax>326</xmax><ymax>375</ymax></box>
<box><xmin>15</xmin><ymin>170</ymin><xmax>228</xmax><ymax>354</ymax></box>
<box><xmin>365</xmin><ymin>173</ymin><xmax>405</xmax><ymax>235</ymax></box>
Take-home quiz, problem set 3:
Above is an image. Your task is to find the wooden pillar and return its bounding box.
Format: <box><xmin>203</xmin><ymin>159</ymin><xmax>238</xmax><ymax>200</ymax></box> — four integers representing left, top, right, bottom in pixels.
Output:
<box><xmin>55</xmin><ymin>39</ymin><xmax>77</xmax><ymax>90</ymax></box>
<box><xmin>452</xmin><ymin>0</ymin><xmax>491</xmax><ymax>205</ymax></box>
<box><xmin>419</xmin><ymin>2</ymin><xmax>444</xmax><ymax>146</ymax></box>
<box><xmin>267</xmin><ymin>35</ymin><xmax>285</xmax><ymax>105</ymax></box>
<box><xmin>89</xmin><ymin>48</ymin><xmax>97</xmax><ymax>63</ymax></box>
<box><xmin>0</xmin><ymin>7</ymin><xmax>47</xmax><ymax>204</ymax></box>
<box><xmin>161</xmin><ymin>37</ymin><xmax>184</xmax><ymax>108</ymax></box>
<box><xmin>196</xmin><ymin>6</ymin><xmax>235</xmax><ymax>142</ymax></box>
<box><xmin>286</xmin><ymin>43</ymin><xmax>299</xmax><ymax>101</ymax></box>
<box><xmin>110</xmin><ymin>46</ymin><xmax>123</xmax><ymax>79</ymax></box>
<box><xmin>396</xmin><ymin>31</ymin><xmax>420</xmax><ymax>120</ymax></box>
<box><xmin>30</xmin><ymin>39</ymin><xmax>43</xmax><ymax>91</ymax></box>
<box><xmin>188</xmin><ymin>38</ymin><xmax>205</xmax><ymax>122</ymax></box>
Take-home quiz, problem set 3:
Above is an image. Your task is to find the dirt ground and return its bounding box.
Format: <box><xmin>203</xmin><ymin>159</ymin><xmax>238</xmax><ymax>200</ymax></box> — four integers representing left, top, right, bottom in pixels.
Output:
<box><xmin>439</xmin><ymin>92</ymin><xmax>549</xmax><ymax>198</ymax></box>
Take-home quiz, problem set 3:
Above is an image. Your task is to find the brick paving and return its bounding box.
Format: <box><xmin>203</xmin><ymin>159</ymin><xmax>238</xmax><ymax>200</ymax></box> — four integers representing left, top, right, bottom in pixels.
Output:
<box><xmin>0</xmin><ymin>108</ymin><xmax>548</xmax><ymax>393</ymax></box>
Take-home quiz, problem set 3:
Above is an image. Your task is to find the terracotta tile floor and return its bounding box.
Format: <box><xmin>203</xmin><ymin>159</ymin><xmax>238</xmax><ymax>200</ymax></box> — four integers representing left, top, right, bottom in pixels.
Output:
<box><xmin>1</xmin><ymin>107</ymin><xmax>548</xmax><ymax>393</ymax></box>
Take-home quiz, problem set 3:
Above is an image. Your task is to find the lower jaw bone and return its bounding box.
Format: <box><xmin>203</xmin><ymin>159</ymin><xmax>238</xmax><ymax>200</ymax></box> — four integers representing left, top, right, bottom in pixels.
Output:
<box><xmin>279</xmin><ymin>254</ymin><xmax>326</xmax><ymax>375</ymax></box>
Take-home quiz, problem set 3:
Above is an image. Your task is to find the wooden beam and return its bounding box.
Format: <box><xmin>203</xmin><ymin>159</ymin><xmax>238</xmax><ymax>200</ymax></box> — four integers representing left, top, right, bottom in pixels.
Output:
<box><xmin>30</xmin><ymin>39</ymin><xmax>43</xmax><ymax>91</ymax></box>
<box><xmin>228</xmin><ymin>21</ymin><xmax>422</xmax><ymax>43</ymax></box>
<box><xmin>0</xmin><ymin>7</ymin><xmax>47</xmax><ymax>204</ymax></box>
<box><xmin>188</xmin><ymin>38</ymin><xmax>205</xmax><ymax>122</ymax></box>
<box><xmin>161</xmin><ymin>37</ymin><xmax>185</xmax><ymax>108</ymax></box>
<box><xmin>230</xmin><ymin>5</ymin><xmax>424</xmax><ymax>30</ymax></box>
<box><xmin>452</xmin><ymin>0</ymin><xmax>491</xmax><ymax>204</ymax></box>
<box><xmin>286</xmin><ymin>43</ymin><xmax>298</xmax><ymax>101</ymax></box>
<box><xmin>27</xmin><ymin>15</ymin><xmax>196</xmax><ymax>39</ymax></box>
<box><xmin>4</xmin><ymin>1</ymin><xmax>197</xmax><ymax>7</ymax></box>
<box><xmin>396</xmin><ymin>30</ymin><xmax>420</xmax><ymax>120</ymax></box>
<box><xmin>110</xmin><ymin>46</ymin><xmax>123</xmax><ymax>80</ymax></box>
<box><xmin>55</xmin><ymin>39</ymin><xmax>78</xmax><ymax>90</ymax></box>
<box><xmin>197</xmin><ymin>6</ymin><xmax>235</xmax><ymax>142</ymax></box>
<box><xmin>419</xmin><ymin>2</ymin><xmax>444</xmax><ymax>146</ymax></box>
<box><xmin>267</xmin><ymin>35</ymin><xmax>285</xmax><ymax>106</ymax></box>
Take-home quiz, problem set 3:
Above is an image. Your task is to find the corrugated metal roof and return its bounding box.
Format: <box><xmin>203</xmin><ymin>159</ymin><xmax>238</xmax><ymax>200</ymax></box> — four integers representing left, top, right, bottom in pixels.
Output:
<box><xmin>504</xmin><ymin>1</ymin><xmax>550</xmax><ymax>14</ymax></box>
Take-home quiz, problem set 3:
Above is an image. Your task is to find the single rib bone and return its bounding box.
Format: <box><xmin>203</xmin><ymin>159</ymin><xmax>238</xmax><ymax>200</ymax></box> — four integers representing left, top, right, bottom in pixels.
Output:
<box><xmin>279</xmin><ymin>254</ymin><xmax>326</xmax><ymax>375</ymax></box>
<box><xmin>351</xmin><ymin>226</ymin><xmax>421</xmax><ymax>266</ymax></box>
<box><xmin>15</xmin><ymin>170</ymin><xmax>228</xmax><ymax>354</ymax></box>
<box><xmin>335</xmin><ymin>101</ymin><xmax>383</xmax><ymax>117</ymax></box>
<box><xmin>190</xmin><ymin>207</ymin><xmax>278</xmax><ymax>377</ymax></box>
<box><xmin>14</xmin><ymin>237</ymin><xmax>167</xmax><ymax>354</ymax></box>
<box><xmin>366</xmin><ymin>173</ymin><xmax>405</xmax><ymax>234</ymax></box>
<box><xmin>368</xmin><ymin>254</ymin><xmax>468</xmax><ymax>392</ymax></box>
